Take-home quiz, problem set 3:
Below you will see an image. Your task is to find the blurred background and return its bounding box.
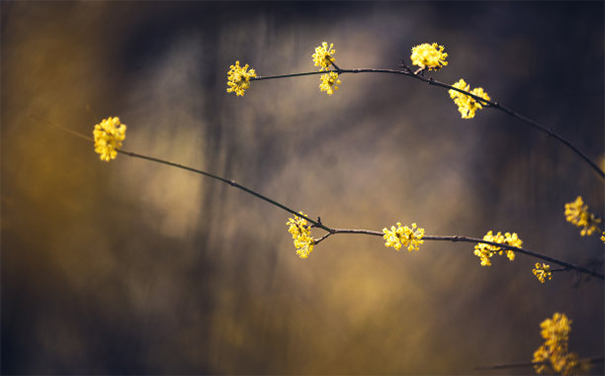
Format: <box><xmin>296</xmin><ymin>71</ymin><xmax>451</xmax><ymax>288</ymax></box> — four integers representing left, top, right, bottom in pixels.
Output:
<box><xmin>1</xmin><ymin>1</ymin><xmax>603</xmax><ymax>374</ymax></box>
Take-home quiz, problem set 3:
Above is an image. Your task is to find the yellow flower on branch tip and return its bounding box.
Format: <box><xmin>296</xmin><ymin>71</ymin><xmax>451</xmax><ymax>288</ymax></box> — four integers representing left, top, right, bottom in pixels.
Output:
<box><xmin>227</xmin><ymin>61</ymin><xmax>257</xmax><ymax>96</ymax></box>
<box><xmin>532</xmin><ymin>263</ymin><xmax>553</xmax><ymax>284</ymax></box>
<box><xmin>532</xmin><ymin>345</ymin><xmax>550</xmax><ymax>374</ymax></box>
<box><xmin>93</xmin><ymin>117</ymin><xmax>126</xmax><ymax>162</ymax></box>
<box><xmin>532</xmin><ymin>313</ymin><xmax>582</xmax><ymax>375</ymax></box>
<box><xmin>473</xmin><ymin>230</ymin><xmax>522</xmax><ymax>266</ymax></box>
<box><xmin>286</xmin><ymin>212</ymin><xmax>314</xmax><ymax>259</ymax></box>
<box><xmin>564</xmin><ymin>196</ymin><xmax>601</xmax><ymax>236</ymax></box>
<box><xmin>319</xmin><ymin>72</ymin><xmax>341</xmax><ymax>95</ymax></box>
<box><xmin>382</xmin><ymin>222</ymin><xmax>425</xmax><ymax>252</ymax></box>
<box><xmin>410</xmin><ymin>42</ymin><xmax>448</xmax><ymax>71</ymax></box>
<box><xmin>540</xmin><ymin>313</ymin><xmax>571</xmax><ymax>351</ymax></box>
<box><xmin>312</xmin><ymin>42</ymin><xmax>336</xmax><ymax>71</ymax></box>
<box><xmin>448</xmin><ymin>79</ymin><xmax>491</xmax><ymax>119</ymax></box>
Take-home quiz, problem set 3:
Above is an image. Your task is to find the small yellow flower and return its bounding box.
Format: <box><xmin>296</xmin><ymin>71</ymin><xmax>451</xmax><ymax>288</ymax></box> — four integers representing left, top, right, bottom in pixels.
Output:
<box><xmin>410</xmin><ymin>42</ymin><xmax>448</xmax><ymax>71</ymax></box>
<box><xmin>319</xmin><ymin>71</ymin><xmax>341</xmax><ymax>95</ymax></box>
<box><xmin>540</xmin><ymin>313</ymin><xmax>571</xmax><ymax>344</ymax></box>
<box><xmin>286</xmin><ymin>212</ymin><xmax>314</xmax><ymax>259</ymax></box>
<box><xmin>448</xmin><ymin>79</ymin><xmax>491</xmax><ymax>119</ymax></box>
<box><xmin>601</xmin><ymin>231</ymin><xmax>605</xmax><ymax>243</ymax></box>
<box><xmin>382</xmin><ymin>222</ymin><xmax>425</xmax><ymax>252</ymax></box>
<box><xmin>532</xmin><ymin>344</ymin><xmax>551</xmax><ymax>374</ymax></box>
<box><xmin>564</xmin><ymin>196</ymin><xmax>601</xmax><ymax>236</ymax></box>
<box><xmin>312</xmin><ymin>42</ymin><xmax>336</xmax><ymax>71</ymax></box>
<box><xmin>532</xmin><ymin>263</ymin><xmax>553</xmax><ymax>283</ymax></box>
<box><xmin>533</xmin><ymin>313</ymin><xmax>582</xmax><ymax>375</ymax></box>
<box><xmin>93</xmin><ymin>117</ymin><xmax>126</xmax><ymax>162</ymax></box>
<box><xmin>227</xmin><ymin>61</ymin><xmax>257</xmax><ymax>96</ymax></box>
<box><xmin>473</xmin><ymin>230</ymin><xmax>522</xmax><ymax>266</ymax></box>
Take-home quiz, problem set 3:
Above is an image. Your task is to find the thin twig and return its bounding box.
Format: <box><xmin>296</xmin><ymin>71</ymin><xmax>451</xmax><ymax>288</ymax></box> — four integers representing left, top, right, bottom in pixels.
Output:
<box><xmin>39</xmin><ymin>117</ymin><xmax>604</xmax><ymax>280</ymax></box>
<box><xmin>473</xmin><ymin>356</ymin><xmax>604</xmax><ymax>371</ymax></box>
<box><xmin>314</xmin><ymin>229</ymin><xmax>604</xmax><ymax>280</ymax></box>
<box><xmin>251</xmin><ymin>67</ymin><xmax>605</xmax><ymax>179</ymax></box>
<box><xmin>117</xmin><ymin>149</ymin><xmax>604</xmax><ymax>280</ymax></box>
<box><xmin>116</xmin><ymin>149</ymin><xmax>333</xmax><ymax>232</ymax></box>
<box><xmin>31</xmin><ymin>115</ymin><xmax>94</xmax><ymax>142</ymax></box>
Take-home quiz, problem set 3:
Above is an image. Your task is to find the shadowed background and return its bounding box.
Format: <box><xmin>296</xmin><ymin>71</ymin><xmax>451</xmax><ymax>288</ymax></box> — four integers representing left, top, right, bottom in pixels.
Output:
<box><xmin>2</xmin><ymin>1</ymin><xmax>603</xmax><ymax>374</ymax></box>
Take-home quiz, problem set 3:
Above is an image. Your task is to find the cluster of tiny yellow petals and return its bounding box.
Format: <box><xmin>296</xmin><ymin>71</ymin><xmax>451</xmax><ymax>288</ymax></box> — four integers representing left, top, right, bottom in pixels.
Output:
<box><xmin>319</xmin><ymin>72</ymin><xmax>341</xmax><ymax>95</ymax></box>
<box><xmin>410</xmin><ymin>43</ymin><xmax>448</xmax><ymax>71</ymax></box>
<box><xmin>312</xmin><ymin>42</ymin><xmax>336</xmax><ymax>71</ymax></box>
<box><xmin>227</xmin><ymin>61</ymin><xmax>257</xmax><ymax>97</ymax></box>
<box><xmin>93</xmin><ymin>117</ymin><xmax>127</xmax><ymax>162</ymax></box>
<box><xmin>532</xmin><ymin>263</ymin><xmax>553</xmax><ymax>284</ymax></box>
<box><xmin>601</xmin><ymin>231</ymin><xmax>605</xmax><ymax>243</ymax></box>
<box><xmin>473</xmin><ymin>231</ymin><xmax>522</xmax><ymax>266</ymax></box>
<box><xmin>382</xmin><ymin>222</ymin><xmax>425</xmax><ymax>252</ymax></box>
<box><xmin>286</xmin><ymin>212</ymin><xmax>315</xmax><ymax>259</ymax></box>
<box><xmin>533</xmin><ymin>313</ymin><xmax>586</xmax><ymax>375</ymax></box>
<box><xmin>564</xmin><ymin>196</ymin><xmax>601</xmax><ymax>236</ymax></box>
<box><xmin>448</xmin><ymin>79</ymin><xmax>491</xmax><ymax>119</ymax></box>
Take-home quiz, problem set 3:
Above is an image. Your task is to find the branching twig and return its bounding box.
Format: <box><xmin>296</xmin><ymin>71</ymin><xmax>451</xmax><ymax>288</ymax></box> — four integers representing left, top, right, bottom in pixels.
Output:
<box><xmin>118</xmin><ymin>148</ymin><xmax>604</xmax><ymax>281</ymax></box>
<box><xmin>253</xmin><ymin>67</ymin><xmax>605</xmax><ymax>179</ymax></box>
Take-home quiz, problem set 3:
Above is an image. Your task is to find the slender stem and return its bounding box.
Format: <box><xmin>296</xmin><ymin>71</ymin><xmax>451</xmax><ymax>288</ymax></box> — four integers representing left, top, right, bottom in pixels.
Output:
<box><xmin>39</xmin><ymin>115</ymin><xmax>603</xmax><ymax>280</ymax></box>
<box><xmin>118</xmin><ymin>149</ymin><xmax>603</xmax><ymax>280</ymax></box>
<box><xmin>116</xmin><ymin>149</ymin><xmax>332</xmax><ymax>232</ymax></box>
<box><xmin>426</xmin><ymin>235</ymin><xmax>604</xmax><ymax>280</ymax></box>
<box><xmin>252</xmin><ymin>71</ymin><xmax>327</xmax><ymax>80</ymax></box>
<box><xmin>251</xmin><ymin>67</ymin><xmax>605</xmax><ymax>179</ymax></box>
<box><xmin>408</xmin><ymin>73</ymin><xmax>605</xmax><ymax>179</ymax></box>
<box><xmin>473</xmin><ymin>356</ymin><xmax>604</xmax><ymax>371</ymax></box>
<box><xmin>31</xmin><ymin>115</ymin><xmax>94</xmax><ymax>142</ymax></box>
<box><xmin>315</xmin><ymin>229</ymin><xmax>604</xmax><ymax>280</ymax></box>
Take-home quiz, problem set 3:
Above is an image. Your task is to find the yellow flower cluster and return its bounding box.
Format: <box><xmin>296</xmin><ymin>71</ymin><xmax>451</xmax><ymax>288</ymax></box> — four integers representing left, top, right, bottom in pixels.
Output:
<box><xmin>286</xmin><ymin>212</ymin><xmax>314</xmax><ymax>259</ymax></box>
<box><xmin>410</xmin><ymin>43</ymin><xmax>448</xmax><ymax>71</ymax></box>
<box><xmin>312</xmin><ymin>41</ymin><xmax>336</xmax><ymax>71</ymax></box>
<box><xmin>319</xmin><ymin>71</ymin><xmax>340</xmax><ymax>95</ymax></box>
<box><xmin>93</xmin><ymin>117</ymin><xmax>127</xmax><ymax>162</ymax></box>
<box><xmin>601</xmin><ymin>231</ymin><xmax>605</xmax><ymax>243</ymax></box>
<box><xmin>312</xmin><ymin>42</ymin><xmax>340</xmax><ymax>95</ymax></box>
<box><xmin>564</xmin><ymin>196</ymin><xmax>601</xmax><ymax>236</ymax></box>
<box><xmin>227</xmin><ymin>61</ymin><xmax>257</xmax><ymax>96</ymax></box>
<box><xmin>448</xmin><ymin>79</ymin><xmax>491</xmax><ymax>119</ymax></box>
<box><xmin>532</xmin><ymin>263</ymin><xmax>553</xmax><ymax>284</ymax></box>
<box><xmin>473</xmin><ymin>231</ymin><xmax>522</xmax><ymax>266</ymax></box>
<box><xmin>382</xmin><ymin>222</ymin><xmax>425</xmax><ymax>252</ymax></box>
<box><xmin>533</xmin><ymin>313</ymin><xmax>586</xmax><ymax>375</ymax></box>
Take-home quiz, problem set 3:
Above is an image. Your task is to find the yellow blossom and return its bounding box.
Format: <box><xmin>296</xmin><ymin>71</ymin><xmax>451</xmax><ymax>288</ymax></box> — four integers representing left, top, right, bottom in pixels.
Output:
<box><xmin>312</xmin><ymin>42</ymin><xmax>336</xmax><ymax>71</ymax></box>
<box><xmin>532</xmin><ymin>313</ymin><xmax>584</xmax><ymax>375</ymax></box>
<box><xmin>532</xmin><ymin>344</ymin><xmax>551</xmax><ymax>374</ymax></box>
<box><xmin>410</xmin><ymin>42</ymin><xmax>448</xmax><ymax>71</ymax></box>
<box><xmin>601</xmin><ymin>231</ymin><xmax>605</xmax><ymax>243</ymax></box>
<box><xmin>319</xmin><ymin>72</ymin><xmax>341</xmax><ymax>95</ymax></box>
<box><xmin>286</xmin><ymin>212</ymin><xmax>314</xmax><ymax>259</ymax></box>
<box><xmin>540</xmin><ymin>313</ymin><xmax>571</xmax><ymax>346</ymax></box>
<box><xmin>564</xmin><ymin>196</ymin><xmax>601</xmax><ymax>236</ymax></box>
<box><xmin>382</xmin><ymin>222</ymin><xmax>425</xmax><ymax>252</ymax></box>
<box><xmin>473</xmin><ymin>230</ymin><xmax>522</xmax><ymax>266</ymax></box>
<box><xmin>448</xmin><ymin>79</ymin><xmax>491</xmax><ymax>119</ymax></box>
<box><xmin>93</xmin><ymin>117</ymin><xmax>126</xmax><ymax>162</ymax></box>
<box><xmin>532</xmin><ymin>263</ymin><xmax>553</xmax><ymax>284</ymax></box>
<box><xmin>227</xmin><ymin>61</ymin><xmax>257</xmax><ymax>96</ymax></box>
